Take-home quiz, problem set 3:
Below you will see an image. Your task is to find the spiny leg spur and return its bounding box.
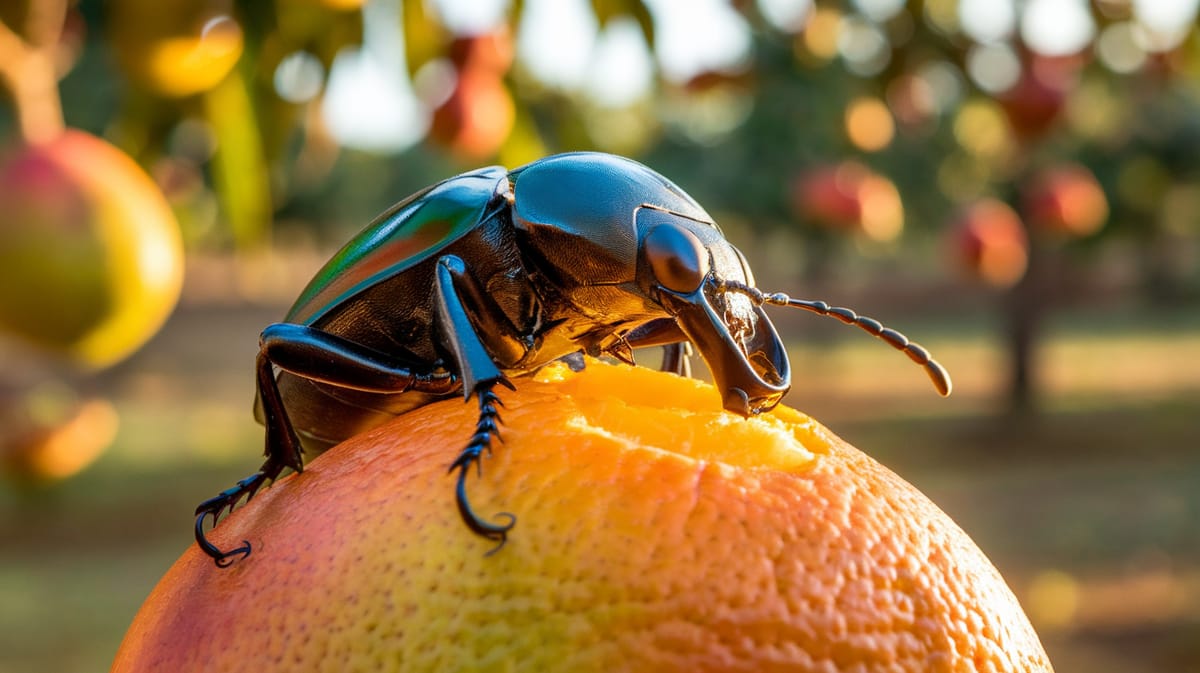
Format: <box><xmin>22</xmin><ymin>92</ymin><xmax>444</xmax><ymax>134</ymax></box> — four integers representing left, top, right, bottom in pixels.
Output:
<box><xmin>449</xmin><ymin>380</ymin><xmax>517</xmax><ymax>553</ymax></box>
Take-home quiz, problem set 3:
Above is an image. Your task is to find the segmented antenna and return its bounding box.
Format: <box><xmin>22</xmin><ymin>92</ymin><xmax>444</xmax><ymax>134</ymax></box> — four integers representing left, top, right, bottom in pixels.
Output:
<box><xmin>718</xmin><ymin>280</ymin><xmax>952</xmax><ymax>397</ymax></box>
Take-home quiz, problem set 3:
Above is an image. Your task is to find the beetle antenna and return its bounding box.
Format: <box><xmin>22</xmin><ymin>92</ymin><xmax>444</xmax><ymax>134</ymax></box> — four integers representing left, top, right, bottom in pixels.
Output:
<box><xmin>718</xmin><ymin>280</ymin><xmax>952</xmax><ymax>397</ymax></box>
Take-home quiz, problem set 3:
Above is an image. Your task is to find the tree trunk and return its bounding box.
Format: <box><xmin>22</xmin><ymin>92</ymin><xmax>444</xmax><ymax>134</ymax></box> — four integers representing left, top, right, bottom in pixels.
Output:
<box><xmin>1004</xmin><ymin>242</ymin><xmax>1050</xmax><ymax>414</ymax></box>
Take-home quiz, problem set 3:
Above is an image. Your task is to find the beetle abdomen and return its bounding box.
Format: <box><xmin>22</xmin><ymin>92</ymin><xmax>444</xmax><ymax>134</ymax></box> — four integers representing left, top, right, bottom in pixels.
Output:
<box><xmin>262</xmin><ymin>374</ymin><xmax>449</xmax><ymax>454</ymax></box>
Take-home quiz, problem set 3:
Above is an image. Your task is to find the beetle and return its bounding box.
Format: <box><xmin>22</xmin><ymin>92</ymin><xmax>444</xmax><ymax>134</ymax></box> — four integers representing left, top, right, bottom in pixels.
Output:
<box><xmin>194</xmin><ymin>152</ymin><xmax>951</xmax><ymax>567</ymax></box>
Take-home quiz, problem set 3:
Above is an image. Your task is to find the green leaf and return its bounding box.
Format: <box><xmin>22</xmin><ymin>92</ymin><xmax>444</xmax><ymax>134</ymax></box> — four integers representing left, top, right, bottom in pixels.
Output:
<box><xmin>203</xmin><ymin>69</ymin><xmax>271</xmax><ymax>249</ymax></box>
<box><xmin>591</xmin><ymin>0</ymin><xmax>655</xmax><ymax>45</ymax></box>
<box><xmin>402</xmin><ymin>0</ymin><xmax>450</xmax><ymax>79</ymax></box>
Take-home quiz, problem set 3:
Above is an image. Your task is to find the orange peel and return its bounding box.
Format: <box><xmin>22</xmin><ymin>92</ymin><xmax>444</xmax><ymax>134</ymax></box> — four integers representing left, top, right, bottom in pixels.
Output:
<box><xmin>114</xmin><ymin>360</ymin><xmax>1052</xmax><ymax>672</ymax></box>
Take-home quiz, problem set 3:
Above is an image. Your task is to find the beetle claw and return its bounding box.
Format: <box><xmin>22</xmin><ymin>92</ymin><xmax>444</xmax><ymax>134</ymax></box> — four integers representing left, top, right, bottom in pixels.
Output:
<box><xmin>453</xmin><ymin>463</ymin><xmax>516</xmax><ymax>548</ymax></box>
<box><xmin>193</xmin><ymin>470</ymin><xmax>277</xmax><ymax>567</ymax></box>
<box><xmin>194</xmin><ymin>509</ymin><xmax>254</xmax><ymax>567</ymax></box>
<box><xmin>214</xmin><ymin>544</ymin><xmax>253</xmax><ymax>567</ymax></box>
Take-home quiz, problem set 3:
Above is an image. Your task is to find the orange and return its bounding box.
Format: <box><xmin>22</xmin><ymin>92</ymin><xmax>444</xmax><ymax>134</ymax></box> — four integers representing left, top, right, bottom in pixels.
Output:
<box><xmin>113</xmin><ymin>360</ymin><xmax>1052</xmax><ymax>672</ymax></box>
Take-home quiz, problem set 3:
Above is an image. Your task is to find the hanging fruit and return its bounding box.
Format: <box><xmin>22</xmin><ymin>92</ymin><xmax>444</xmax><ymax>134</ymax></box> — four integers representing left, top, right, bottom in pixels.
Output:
<box><xmin>791</xmin><ymin>161</ymin><xmax>904</xmax><ymax>242</ymax></box>
<box><xmin>1022</xmin><ymin>163</ymin><xmax>1108</xmax><ymax>238</ymax></box>
<box><xmin>948</xmin><ymin>198</ymin><xmax>1029</xmax><ymax>288</ymax></box>
<box><xmin>108</xmin><ymin>0</ymin><xmax>243</xmax><ymax>98</ymax></box>
<box><xmin>0</xmin><ymin>130</ymin><xmax>185</xmax><ymax>369</ymax></box>
<box><xmin>428</xmin><ymin>28</ymin><xmax>516</xmax><ymax>161</ymax></box>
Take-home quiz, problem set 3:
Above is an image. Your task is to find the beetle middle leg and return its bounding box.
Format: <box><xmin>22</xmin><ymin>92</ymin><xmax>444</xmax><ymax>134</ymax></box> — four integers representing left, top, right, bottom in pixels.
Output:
<box><xmin>447</xmin><ymin>383</ymin><xmax>517</xmax><ymax>552</ymax></box>
<box><xmin>433</xmin><ymin>255</ymin><xmax>522</xmax><ymax>550</ymax></box>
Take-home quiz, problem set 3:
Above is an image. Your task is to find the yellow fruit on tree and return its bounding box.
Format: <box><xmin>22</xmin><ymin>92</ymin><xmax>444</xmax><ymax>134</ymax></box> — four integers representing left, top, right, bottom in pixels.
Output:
<box><xmin>0</xmin><ymin>394</ymin><xmax>119</xmax><ymax>484</ymax></box>
<box><xmin>109</xmin><ymin>0</ymin><xmax>243</xmax><ymax>98</ymax></box>
<box><xmin>113</xmin><ymin>361</ymin><xmax>1052</xmax><ymax>672</ymax></box>
<box><xmin>0</xmin><ymin>130</ymin><xmax>184</xmax><ymax>369</ymax></box>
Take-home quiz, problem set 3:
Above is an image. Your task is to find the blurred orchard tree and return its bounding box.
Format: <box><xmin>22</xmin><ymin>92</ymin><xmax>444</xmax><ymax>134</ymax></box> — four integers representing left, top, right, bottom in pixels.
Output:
<box><xmin>1</xmin><ymin>0</ymin><xmax>1198</xmax><ymax>415</ymax></box>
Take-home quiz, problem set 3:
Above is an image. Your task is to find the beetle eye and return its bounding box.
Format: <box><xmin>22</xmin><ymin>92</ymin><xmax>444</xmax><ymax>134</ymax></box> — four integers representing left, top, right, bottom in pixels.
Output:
<box><xmin>643</xmin><ymin>224</ymin><xmax>711</xmax><ymax>293</ymax></box>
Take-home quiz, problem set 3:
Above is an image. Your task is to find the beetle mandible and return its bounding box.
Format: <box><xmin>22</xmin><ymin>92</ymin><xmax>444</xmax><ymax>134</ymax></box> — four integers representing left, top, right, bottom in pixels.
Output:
<box><xmin>194</xmin><ymin>152</ymin><xmax>952</xmax><ymax>566</ymax></box>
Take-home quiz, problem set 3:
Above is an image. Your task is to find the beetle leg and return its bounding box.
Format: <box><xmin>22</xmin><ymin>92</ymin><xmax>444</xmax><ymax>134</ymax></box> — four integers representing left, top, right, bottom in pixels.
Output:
<box><xmin>433</xmin><ymin>255</ymin><xmax>520</xmax><ymax>393</ymax></box>
<box><xmin>195</xmin><ymin>327</ymin><xmax>460</xmax><ymax>568</ymax></box>
<box><xmin>448</xmin><ymin>385</ymin><xmax>517</xmax><ymax>554</ymax></box>
<box><xmin>624</xmin><ymin>319</ymin><xmax>694</xmax><ymax>377</ymax></box>
<box><xmin>660</xmin><ymin>342</ymin><xmax>694</xmax><ymax>378</ymax></box>
<box><xmin>434</xmin><ymin>255</ymin><xmax>522</xmax><ymax>550</ymax></box>
<box><xmin>194</xmin><ymin>349</ymin><xmax>303</xmax><ymax>567</ymax></box>
<box><xmin>259</xmin><ymin>323</ymin><xmax>458</xmax><ymax>396</ymax></box>
<box><xmin>606</xmin><ymin>334</ymin><xmax>636</xmax><ymax>366</ymax></box>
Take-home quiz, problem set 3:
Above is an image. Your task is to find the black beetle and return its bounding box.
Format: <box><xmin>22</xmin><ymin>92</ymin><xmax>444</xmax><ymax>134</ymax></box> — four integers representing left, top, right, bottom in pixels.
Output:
<box><xmin>195</xmin><ymin>152</ymin><xmax>951</xmax><ymax>566</ymax></box>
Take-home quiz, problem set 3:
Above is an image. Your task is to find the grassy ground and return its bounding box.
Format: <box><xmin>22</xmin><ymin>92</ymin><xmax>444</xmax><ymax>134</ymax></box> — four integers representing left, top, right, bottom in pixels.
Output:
<box><xmin>0</xmin><ymin>300</ymin><xmax>1197</xmax><ymax>673</ymax></box>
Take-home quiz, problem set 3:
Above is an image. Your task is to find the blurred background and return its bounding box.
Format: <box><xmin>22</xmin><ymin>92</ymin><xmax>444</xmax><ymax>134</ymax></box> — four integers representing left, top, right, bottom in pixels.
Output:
<box><xmin>0</xmin><ymin>0</ymin><xmax>1198</xmax><ymax>670</ymax></box>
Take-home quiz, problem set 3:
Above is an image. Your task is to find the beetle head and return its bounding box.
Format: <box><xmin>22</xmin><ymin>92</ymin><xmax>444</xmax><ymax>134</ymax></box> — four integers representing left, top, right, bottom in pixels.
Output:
<box><xmin>636</xmin><ymin>207</ymin><xmax>790</xmax><ymax>417</ymax></box>
<box><xmin>507</xmin><ymin>152</ymin><xmax>791</xmax><ymax>416</ymax></box>
<box><xmin>509</xmin><ymin>153</ymin><xmax>711</xmax><ymax>288</ymax></box>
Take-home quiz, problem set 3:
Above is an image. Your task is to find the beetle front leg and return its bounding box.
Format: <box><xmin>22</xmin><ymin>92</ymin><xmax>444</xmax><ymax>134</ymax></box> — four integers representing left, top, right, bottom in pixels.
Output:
<box><xmin>434</xmin><ymin>255</ymin><xmax>520</xmax><ymax>550</ymax></box>
<box><xmin>660</xmin><ymin>342</ymin><xmax>693</xmax><ymax>378</ymax></box>
<box><xmin>625</xmin><ymin>318</ymin><xmax>693</xmax><ymax>377</ymax></box>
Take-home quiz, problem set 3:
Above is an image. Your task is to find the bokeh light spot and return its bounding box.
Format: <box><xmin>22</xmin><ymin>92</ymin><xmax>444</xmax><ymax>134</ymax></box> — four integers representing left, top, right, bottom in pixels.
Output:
<box><xmin>1096</xmin><ymin>22</ymin><xmax>1148</xmax><ymax>73</ymax></box>
<box><xmin>953</xmin><ymin>99</ymin><xmax>1013</xmax><ymax>159</ymax></box>
<box><xmin>966</xmin><ymin>42</ymin><xmax>1020</xmax><ymax>93</ymax></box>
<box><xmin>838</xmin><ymin>16</ymin><xmax>891</xmax><ymax>76</ymax></box>
<box><xmin>758</xmin><ymin>0</ymin><xmax>813</xmax><ymax>33</ymax></box>
<box><xmin>844</xmin><ymin>96</ymin><xmax>895</xmax><ymax>152</ymax></box>
<box><xmin>801</xmin><ymin>7</ymin><xmax>842</xmax><ymax>61</ymax></box>
<box><xmin>274</xmin><ymin>51</ymin><xmax>325</xmax><ymax>104</ymax></box>
<box><xmin>1026</xmin><ymin>570</ymin><xmax>1080</xmax><ymax>629</ymax></box>
<box><xmin>1021</xmin><ymin>0</ymin><xmax>1095</xmax><ymax>56</ymax></box>
<box><xmin>958</xmin><ymin>0</ymin><xmax>1015</xmax><ymax>44</ymax></box>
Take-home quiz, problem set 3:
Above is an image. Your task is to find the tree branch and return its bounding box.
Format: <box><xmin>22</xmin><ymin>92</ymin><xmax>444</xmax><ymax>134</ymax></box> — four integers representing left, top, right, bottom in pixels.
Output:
<box><xmin>0</xmin><ymin>0</ymin><xmax>67</xmax><ymax>144</ymax></box>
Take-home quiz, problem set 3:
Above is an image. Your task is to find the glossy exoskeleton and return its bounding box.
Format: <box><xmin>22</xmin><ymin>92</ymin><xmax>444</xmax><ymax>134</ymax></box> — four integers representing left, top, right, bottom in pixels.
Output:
<box><xmin>195</xmin><ymin>152</ymin><xmax>952</xmax><ymax>566</ymax></box>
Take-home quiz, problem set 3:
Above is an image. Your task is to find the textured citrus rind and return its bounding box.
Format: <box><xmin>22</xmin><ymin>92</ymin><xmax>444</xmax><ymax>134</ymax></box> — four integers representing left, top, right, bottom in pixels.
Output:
<box><xmin>114</xmin><ymin>360</ymin><xmax>1052</xmax><ymax>672</ymax></box>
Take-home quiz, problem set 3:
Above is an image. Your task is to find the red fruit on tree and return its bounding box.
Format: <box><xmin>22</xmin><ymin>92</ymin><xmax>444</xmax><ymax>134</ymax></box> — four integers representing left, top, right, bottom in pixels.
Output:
<box><xmin>949</xmin><ymin>198</ymin><xmax>1029</xmax><ymax>288</ymax></box>
<box><xmin>428</xmin><ymin>67</ymin><xmax>515</xmax><ymax>161</ymax></box>
<box><xmin>791</xmin><ymin>161</ymin><xmax>904</xmax><ymax>242</ymax></box>
<box><xmin>1022</xmin><ymin>164</ymin><xmax>1108</xmax><ymax>237</ymax></box>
